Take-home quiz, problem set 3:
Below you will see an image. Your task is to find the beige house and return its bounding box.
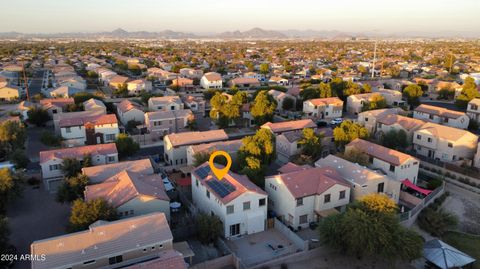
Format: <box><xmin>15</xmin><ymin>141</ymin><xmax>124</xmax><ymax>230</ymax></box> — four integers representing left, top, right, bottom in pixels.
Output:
<box><xmin>164</xmin><ymin>130</ymin><xmax>229</xmax><ymax>166</ymax></box>
<box><xmin>116</xmin><ymin>99</ymin><xmax>145</xmax><ymax>126</ymax></box>
<box><xmin>345</xmin><ymin>139</ymin><xmax>420</xmax><ymax>184</ymax></box>
<box><xmin>109</xmin><ymin>75</ymin><xmax>129</xmax><ymax>89</ymax></box>
<box><xmin>148</xmin><ymin>96</ymin><xmax>184</xmax><ymax>111</ymax></box>
<box><xmin>315</xmin><ymin>155</ymin><xmax>401</xmax><ymax>203</ymax></box>
<box><xmin>303</xmin><ymin>97</ymin><xmax>343</xmax><ymax>121</ymax></box>
<box><xmin>186</xmin><ymin>139</ymin><xmax>242</xmax><ymax>166</ymax></box>
<box><xmin>183</xmin><ymin>95</ymin><xmax>206</xmax><ymax>116</ymax></box>
<box><xmin>346</xmin><ymin>90</ymin><xmax>402</xmax><ymax>115</ymax></box>
<box><xmin>53</xmin><ymin>109</ymin><xmax>106</xmax><ymax>134</ymax></box>
<box><xmin>200</xmin><ymin>72</ymin><xmax>222</xmax><ymax>89</ymax></box>
<box><xmin>268</xmin><ymin>89</ymin><xmax>295</xmax><ymax>111</ymax></box>
<box><xmin>276</xmin><ymin>128</ymin><xmax>334</xmax><ymax>163</ymax></box>
<box><xmin>40</xmin><ymin>98</ymin><xmax>75</xmax><ymax>117</ymax></box>
<box><xmin>376</xmin><ymin>114</ymin><xmax>426</xmax><ymax>141</ymax></box>
<box><xmin>31</xmin><ymin>213</ymin><xmax>173</xmax><ymax>269</ymax></box>
<box><xmin>59</xmin><ymin>114</ymin><xmax>119</xmax><ymax>147</ymax></box>
<box><xmin>84</xmin><ymin>170</ymin><xmax>170</xmax><ymax>221</ymax></box>
<box><xmin>261</xmin><ymin>119</ymin><xmax>316</xmax><ymax>135</ymax></box>
<box><xmin>473</xmin><ymin>142</ymin><xmax>480</xmax><ymax>169</ymax></box>
<box><xmin>83</xmin><ymin>98</ymin><xmax>107</xmax><ymax>114</ymax></box>
<box><xmin>466</xmin><ymin>98</ymin><xmax>480</xmax><ymax>124</ymax></box>
<box><xmin>265</xmin><ymin>163</ymin><xmax>351</xmax><ymax>229</ymax></box>
<box><xmin>357</xmin><ymin>108</ymin><xmax>402</xmax><ymax>134</ymax></box>
<box><xmin>230</xmin><ymin>77</ymin><xmax>260</xmax><ymax>89</ymax></box>
<box><xmin>127</xmin><ymin>79</ymin><xmax>152</xmax><ymax>94</ymax></box>
<box><xmin>413</xmin><ymin>104</ymin><xmax>469</xmax><ymax>129</ymax></box>
<box><xmin>413</xmin><ymin>122</ymin><xmax>478</xmax><ymax>163</ymax></box>
<box><xmin>82</xmin><ymin>159</ymin><xmax>154</xmax><ymax>184</ymax></box>
<box><xmin>145</xmin><ymin>109</ymin><xmax>194</xmax><ymax>139</ymax></box>
<box><xmin>39</xmin><ymin>143</ymin><xmax>118</xmax><ymax>191</ymax></box>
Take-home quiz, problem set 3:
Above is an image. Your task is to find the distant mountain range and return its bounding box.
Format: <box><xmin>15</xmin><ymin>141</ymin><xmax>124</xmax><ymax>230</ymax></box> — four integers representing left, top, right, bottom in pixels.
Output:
<box><xmin>0</xmin><ymin>27</ymin><xmax>478</xmax><ymax>40</ymax></box>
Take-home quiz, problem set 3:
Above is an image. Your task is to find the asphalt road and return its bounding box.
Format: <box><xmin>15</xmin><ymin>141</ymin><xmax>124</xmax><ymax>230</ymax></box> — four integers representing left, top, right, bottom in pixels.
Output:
<box><xmin>28</xmin><ymin>69</ymin><xmax>45</xmax><ymax>96</ymax></box>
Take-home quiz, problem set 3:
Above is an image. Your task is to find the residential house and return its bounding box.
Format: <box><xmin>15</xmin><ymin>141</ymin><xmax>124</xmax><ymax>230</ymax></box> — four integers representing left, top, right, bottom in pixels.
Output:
<box><xmin>276</xmin><ymin>128</ymin><xmax>334</xmax><ymax>163</ymax></box>
<box><xmin>268</xmin><ymin>89</ymin><xmax>295</xmax><ymax>111</ymax></box>
<box><xmin>117</xmin><ymin>99</ymin><xmax>145</xmax><ymax>126</ymax></box>
<box><xmin>315</xmin><ymin>155</ymin><xmax>401</xmax><ymax>202</ymax></box>
<box><xmin>82</xmin><ymin>159</ymin><xmax>154</xmax><ymax>184</ymax></box>
<box><xmin>303</xmin><ymin>97</ymin><xmax>343</xmax><ymax>121</ymax></box>
<box><xmin>147</xmin><ymin>68</ymin><xmax>177</xmax><ymax>81</ymax></box>
<box><xmin>182</xmin><ymin>95</ymin><xmax>206</xmax><ymax>116</ymax></box>
<box><xmin>145</xmin><ymin>109</ymin><xmax>194</xmax><ymax>139</ymax></box>
<box><xmin>357</xmin><ymin>108</ymin><xmax>402</xmax><ymax>134</ymax></box>
<box><xmin>200</xmin><ymin>72</ymin><xmax>222</xmax><ymax>89</ymax></box>
<box><xmin>84</xmin><ymin>170</ymin><xmax>170</xmax><ymax>220</ymax></box>
<box><xmin>265</xmin><ymin>163</ymin><xmax>351</xmax><ymax>229</ymax></box>
<box><xmin>83</xmin><ymin>98</ymin><xmax>107</xmax><ymax>114</ymax></box>
<box><xmin>466</xmin><ymin>98</ymin><xmax>480</xmax><ymax>124</ymax></box>
<box><xmin>346</xmin><ymin>90</ymin><xmax>402</xmax><ymax>115</ymax></box>
<box><xmin>186</xmin><ymin>139</ymin><xmax>242</xmax><ymax>166</ymax></box>
<box><xmin>40</xmin><ymin>98</ymin><xmax>75</xmax><ymax>117</ymax></box>
<box><xmin>148</xmin><ymin>96</ymin><xmax>184</xmax><ymax>111</ymax></box>
<box><xmin>413</xmin><ymin>104</ymin><xmax>469</xmax><ymax>129</ymax></box>
<box><xmin>53</xmin><ymin>109</ymin><xmax>105</xmax><ymax>134</ymax></box>
<box><xmin>191</xmin><ymin>163</ymin><xmax>268</xmax><ymax>238</ymax></box>
<box><xmin>376</xmin><ymin>114</ymin><xmax>426</xmax><ymax>141</ymax></box>
<box><xmin>345</xmin><ymin>139</ymin><xmax>420</xmax><ymax>184</ymax></box>
<box><xmin>60</xmin><ymin>114</ymin><xmax>119</xmax><ymax>147</ymax></box>
<box><xmin>243</xmin><ymin>72</ymin><xmax>265</xmax><ymax>81</ymax></box>
<box><xmin>31</xmin><ymin>213</ymin><xmax>173</xmax><ymax>269</ymax></box>
<box><xmin>261</xmin><ymin>119</ymin><xmax>316</xmax><ymax>135</ymax></box>
<box><xmin>48</xmin><ymin>86</ymin><xmax>83</xmax><ymax>98</ymax></box>
<box><xmin>473</xmin><ymin>142</ymin><xmax>480</xmax><ymax>169</ymax></box>
<box><xmin>229</xmin><ymin>77</ymin><xmax>260</xmax><ymax>89</ymax></box>
<box><xmin>39</xmin><ymin>143</ymin><xmax>118</xmax><ymax>191</ymax></box>
<box><xmin>179</xmin><ymin>68</ymin><xmax>203</xmax><ymax>79</ymax></box>
<box><xmin>268</xmin><ymin>76</ymin><xmax>288</xmax><ymax>86</ymax></box>
<box><xmin>413</xmin><ymin>122</ymin><xmax>478</xmax><ymax>163</ymax></box>
<box><xmin>127</xmin><ymin>79</ymin><xmax>152</xmax><ymax>94</ymax></box>
<box><xmin>164</xmin><ymin>130</ymin><xmax>228</xmax><ymax>166</ymax></box>
<box><xmin>109</xmin><ymin>75</ymin><xmax>129</xmax><ymax>89</ymax></box>
<box><xmin>171</xmin><ymin>77</ymin><xmax>194</xmax><ymax>89</ymax></box>
<box><xmin>0</xmin><ymin>85</ymin><xmax>20</xmax><ymax>100</ymax></box>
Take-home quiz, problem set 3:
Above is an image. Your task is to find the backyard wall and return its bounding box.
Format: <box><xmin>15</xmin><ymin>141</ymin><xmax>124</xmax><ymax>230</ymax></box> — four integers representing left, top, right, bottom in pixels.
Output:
<box><xmin>274</xmin><ymin>218</ymin><xmax>309</xmax><ymax>251</ymax></box>
<box><xmin>190</xmin><ymin>254</ymin><xmax>238</xmax><ymax>269</ymax></box>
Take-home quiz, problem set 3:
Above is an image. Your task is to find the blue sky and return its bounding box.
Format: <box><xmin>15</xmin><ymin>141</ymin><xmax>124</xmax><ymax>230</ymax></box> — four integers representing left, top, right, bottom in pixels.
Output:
<box><xmin>2</xmin><ymin>0</ymin><xmax>480</xmax><ymax>34</ymax></box>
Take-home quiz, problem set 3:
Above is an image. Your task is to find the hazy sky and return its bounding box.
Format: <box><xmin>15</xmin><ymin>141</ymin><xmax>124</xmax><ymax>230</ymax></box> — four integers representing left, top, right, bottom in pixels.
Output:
<box><xmin>2</xmin><ymin>0</ymin><xmax>480</xmax><ymax>34</ymax></box>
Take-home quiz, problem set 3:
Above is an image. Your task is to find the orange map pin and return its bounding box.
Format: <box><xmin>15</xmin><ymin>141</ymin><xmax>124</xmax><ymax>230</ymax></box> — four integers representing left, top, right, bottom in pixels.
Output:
<box><xmin>209</xmin><ymin>151</ymin><xmax>232</xmax><ymax>180</ymax></box>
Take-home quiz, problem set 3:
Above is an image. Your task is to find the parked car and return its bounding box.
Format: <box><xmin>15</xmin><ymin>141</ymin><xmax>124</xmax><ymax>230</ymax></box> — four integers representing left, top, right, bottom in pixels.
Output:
<box><xmin>316</xmin><ymin>121</ymin><xmax>328</xmax><ymax>127</ymax></box>
<box><xmin>330</xmin><ymin>118</ymin><xmax>343</xmax><ymax>125</ymax></box>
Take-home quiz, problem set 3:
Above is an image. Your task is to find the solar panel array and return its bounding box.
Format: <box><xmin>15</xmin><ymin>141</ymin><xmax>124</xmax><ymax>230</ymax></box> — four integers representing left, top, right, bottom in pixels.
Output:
<box><xmin>196</xmin><ymin>166</ymin><xmax>211</xmax><ymax>179</ymax></box>
<box><xmin>206</xmin><ymin>179</ymin><xmax>236</xmax><ymax>198</ymax></box>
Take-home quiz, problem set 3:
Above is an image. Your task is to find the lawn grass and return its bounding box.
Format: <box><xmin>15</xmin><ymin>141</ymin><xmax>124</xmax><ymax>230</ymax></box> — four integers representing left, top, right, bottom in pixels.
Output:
<box><xmin>442</xmin><ymin>231</ymin><xmax>480</xmax><ymax>269</ymax></box>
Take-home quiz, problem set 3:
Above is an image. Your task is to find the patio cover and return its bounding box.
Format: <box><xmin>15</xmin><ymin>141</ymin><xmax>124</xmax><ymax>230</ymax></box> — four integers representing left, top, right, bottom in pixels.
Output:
<box><xmin>424</xmin><ymin>239</ymin><xmax>476</xmax><ymax>269</ymax></box>
<box><xmin>315</xmin><ymin>208</ymin><xmax>339</xmax><ymax>218</ymax></box>
<box><xmin>402</xmin><ymin>179</ymin><xmax>432</xmax><ymax>196</ymax></box>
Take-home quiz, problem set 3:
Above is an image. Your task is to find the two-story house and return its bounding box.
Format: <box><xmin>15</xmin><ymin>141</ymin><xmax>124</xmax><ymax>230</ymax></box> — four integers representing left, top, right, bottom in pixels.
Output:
<box><xmin>191</xmin><ymin>163</ymin><xmax>268</xmax><ymax>238</ymax></box>
<box><xmin>261</xmin><ymin>119</ymin><xmax>316</xmax><ymax>135</ymax></box>
<box><xmin>148</xmin><ymin>96</ymin><xmax>183</xmax><ymax>111</ymax></box>
<box><xmin>265</xmin><ymin>163</ymin><xmax>351</xmax><ymax>229</ymax></box>
<box><xmin>186</xmin><ymin>139</ymin><xmax>242</xmax><ymax>166</ymax></box>
<box><xmin>83</xmin><ymin>98</ymin><xmax>107</xmax><ymax>114</ymax></box>
<box><xmin>276</xmin><ymin>128</ymin><xmax>334</xmax><ymax>163</ymax></box>
<box><xmin>346</xmin><ymin>90</ymin><xmax>402</xmax><ymax>115</ymax></box>
<box><xmin>357</xmin><ymin>108</ymin><xmax>402</xmax><ymax>134</ymax></box>
<box><xmin>345</xmin><ymin>138</ymin><xmax>420</xmax><ymax>184</ymax></box>
<box><xmin>182</xmin><ymin>95</ymin><xmax>206</xmax><ymax>117</ymax></box>
<box><xmin>179</xmin><ymin>68</ymin><xmax>204</xmax><ymax>79</ymax></box>
<box><xmin>200</xmin><ymin>72</ymin><xmax>222</xmax><ymax>89</ymax></box>
<box><xmin>315</xmin><ymin>155</ymin><xmax>401</xmax><ymax>203</ymax></box>
<box><xmin>31</xmin><ymin>213</ymin><xmax>174</xmax><ymax>269</ymax></box>
<box><xmin>39</xmin><ymin>143</ymin><xmax>119</xmax><ymax>191</ymax></box>
<box><xmin>145</xmin><ymin>109</ymin><xmax>194</xmax><ymax>139</ymax></box>
<box><xmin>268</xmin><ymin>89</ymin><xmax>295</xmax><ymax>112</ymax></box>
<box><xmin>40</xmin><ymin>98</ymin><xmax>75</xmax><ymax>117</ymax></box>
<box><xmin>413</xmin><ymin>104</ymin><xmax>469</xmax><ymax>129</ymax></box>
<box><xmin>413</xmin><ymin>122</ymin><xmax>478</xmax><ymax>163</ymax></box>
<box><xmin>164</xmin><ymin>130</ymin><xmax>229</xmax><ymax>166</ymax></box>
<box><xmin>466</xmin><ymin>98</ymin><xmax>480</xmax><ymax>124</ymax></box>
<box><xmin>376</xmin><ymin>114</ymin><xmax>425</xmax><ymax>141</ymax></box>
<box><xmin>116</xmin><ymin>99</ymin><xmax>145</xmax><ymax>126</ymax></box>
<box><xmin>229</xmin><ymin>77</ymin><xmax>261</xmax><ymax>89</ymax></box>
<box><xmin>59</xmin><ymin>114</ymin><xmax>119</xmax><ymax>147</ymax></box>
<box><xmin>303</xmin><ymin>97</ymin><xmax>343</xmax><ymax>121</ymax></box>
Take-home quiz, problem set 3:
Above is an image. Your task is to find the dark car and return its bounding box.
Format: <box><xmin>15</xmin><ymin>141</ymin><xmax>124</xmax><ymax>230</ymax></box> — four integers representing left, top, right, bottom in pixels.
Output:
<box><xmin>316</xmin><ymin>121</ymin><xmax>328</xmax><ymax>127</ymax></box>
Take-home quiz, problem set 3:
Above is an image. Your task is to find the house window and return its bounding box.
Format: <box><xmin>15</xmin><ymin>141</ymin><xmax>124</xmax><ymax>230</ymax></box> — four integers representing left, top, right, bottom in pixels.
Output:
<box><xmin>83</xmin><ymin>260</ymin><xmax>96</xmax><ymax>265</ymax></box>
<box><xmin>377</xmin><ymin>182</ymin><xmax>385</xmax><ymax>193</ymax></box>
<box><xmin>226</xmin><ymin>205</ymin><xmax>234</xmax><ymax>214</ymax></box>
<box><xmin>299</xmin><ymin>214</ymin><xmax>308</xmax><ymax>224</ymax></box>
<box><xmin>230</xmin><ymin>223</ymin><xmax>240</xmax><ymax>236</ymax></box>
<box><xmin>107</xmin><ymin>156</ymin><xmax>116</xmax><ymax>163</ymax></box>
<box><xmin>448</xmin><ymin>142</ymin><xmax>453</xmax><ymax>148</ymax></box>
<box><xmin>296</xmin><ymin>198</ymin><xmax>303</xmax><ymax>206</ymax></box>
<box><xmin>324</xmin><ymin>194</ymin><xmax>331</xmax><ymax>203</ymax></box>
<box><xmin>259</xmin><ymin>198</ymin><xmax>266</xmax><ymax>206</ymax></box>
<box><xmin>339</xmin><ymin>190</ymin><xmax>346</xmax><ymax>200</ymax></box>
<box><xmin>429</xmin><ymin>115</ymin><xmax>434</xmax><ymax>120</ymax></box>
<box><xmin>105</xmin><ymin>134</ymin><xmax>116</xmax><ymax>141</ymax></box>
<box><xmin>196</xmin><ymin>180</ymin><xmax>199</xmax><ymax>187</ymax></box>
<box><xmin>49</xmin><ymin>164</ymin><xmax>60</xmax><ymax>171</ymax></box>
<box><xmin>65</xmin><ymin>127</ymin><xmax>71</xmax><ymax>133</ymax></box>
<box><xmin>243</xmin><ymin>201</ymin><xmax>251</xmax><ymax>211</ymax></box>
<box><xmin>427</xmin><ymin>138</ymin><xmax>432</xmax><ymax>143</ymax></box>
<box><xmin>417</xmin><ymin>134</ymin><xmax>421</xmax><ymax>140</ymax></box>
<box><xmin>365</xmin><ymin>117</ymin><xmax>369</xmax><ymax>122</ymax></box>
<box><xmin>206</xmin><ymin>190</ymin><xmax>210</xmax><ymax>198</ymax></box>
<box><xmin>171</xmin><ymin>106</ymin><xmax>175</xmax><ymax>110</ymax></box>
<box><xmin>369</xmin><ymin>156</ymin><xmax>374</xmax><ymax>164</ymax></box>
<box><xmin>389</xmin><ymin>164</ymin><xmax>395</xmax><ymax>172</ymax></box>
<box><xmin>108</xmin><ymin>255</ymin><xmax>123</xmax><ymax>265</ymax></box>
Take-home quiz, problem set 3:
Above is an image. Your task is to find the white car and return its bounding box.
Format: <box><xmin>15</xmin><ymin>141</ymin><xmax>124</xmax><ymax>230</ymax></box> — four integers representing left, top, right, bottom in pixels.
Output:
<box><xmin>330</xmin><ymin>118</ymin><xmax>343</xmax><ymax>125</ymax></box>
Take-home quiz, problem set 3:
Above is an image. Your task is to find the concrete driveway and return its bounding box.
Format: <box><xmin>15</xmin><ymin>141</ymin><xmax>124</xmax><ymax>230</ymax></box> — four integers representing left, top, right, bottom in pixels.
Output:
<box><xmin>7</xmin><ymin>184</ymin><xmax>70</xmax><ymax>269</ymax></box>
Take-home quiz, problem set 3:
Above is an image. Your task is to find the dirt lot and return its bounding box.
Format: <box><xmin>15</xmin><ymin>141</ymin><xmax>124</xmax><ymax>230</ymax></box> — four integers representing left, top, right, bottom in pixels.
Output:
<box><xmin>442</xmin><ymin>183</ymin><xmax>480</xmax><ymax>234</ymax></box>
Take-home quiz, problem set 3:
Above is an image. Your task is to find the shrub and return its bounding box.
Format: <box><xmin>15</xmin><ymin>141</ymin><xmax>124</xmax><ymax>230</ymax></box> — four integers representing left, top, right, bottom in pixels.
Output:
<box><xmin>40</xmin><ymin>131</ymin><xmax>62</xmax><ymax>147</ymax></box>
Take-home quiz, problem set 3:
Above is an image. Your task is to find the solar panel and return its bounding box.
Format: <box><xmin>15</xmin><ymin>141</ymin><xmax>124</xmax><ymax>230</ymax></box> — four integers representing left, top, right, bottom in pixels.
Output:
<box><xmin>195</xmin><ymin>166</ymin><xmax>211</xmax><ymax>179</ymax></box>
<box><xmin>206</xmin><ymin>179</ymin><xmax>236</xmax><ymax>198</ymax></box>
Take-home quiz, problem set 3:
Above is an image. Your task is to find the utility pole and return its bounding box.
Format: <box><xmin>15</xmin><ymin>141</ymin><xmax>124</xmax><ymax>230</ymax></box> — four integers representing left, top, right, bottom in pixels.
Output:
<box><xmin>22</xmin><ymin>62</ymin><xmax>30</xmax><ymax>101</ymax></box>
<box><xmin>449</xmin><ymin>53</ymin><xmax>453</xmax><ymax>74</ymax></box>
<box><xmin>371</xmin><ymin>40</ymin><xmax>377</xmax><ymax>79</ymax></box>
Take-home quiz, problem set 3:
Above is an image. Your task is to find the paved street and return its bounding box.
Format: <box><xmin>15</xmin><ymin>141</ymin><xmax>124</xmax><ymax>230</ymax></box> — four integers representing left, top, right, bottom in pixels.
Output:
<box><xmin>28</xmin><ymin>69</ymin><xmax>45</xmax><ymax>96</ymax></box>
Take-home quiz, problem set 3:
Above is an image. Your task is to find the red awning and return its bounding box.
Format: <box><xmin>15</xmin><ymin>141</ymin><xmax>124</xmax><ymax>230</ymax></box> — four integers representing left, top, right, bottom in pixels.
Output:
<box><xmin>175</xmin><ymin>176</ymin><xmax>191</xmax><ymax>187</ymax></box>
<box><xmin>402</xmin><ymin>179</ymin><xmax>432</xmax><ymax>196</ymax></box>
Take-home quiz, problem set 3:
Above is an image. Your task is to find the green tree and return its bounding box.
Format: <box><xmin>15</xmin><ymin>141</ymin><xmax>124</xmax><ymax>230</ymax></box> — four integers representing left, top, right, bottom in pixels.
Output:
<box><xmin>0</xmin><ymin>120</ymin><xmax>26</xmax><ymax>159</ymax></box>
<box><xmin>382</xmin><ymin>129</ymin><xmax>408</xmax><ymax>150</ymax></box>
<box><xmin>340</xmin><ymin>148</ymin><xmax>369</xmax><ymax>166</ymax></box>
<box><xmin>27</xmin><ymin>107</ymin><xmax>50</xmax><ymax>126</ymax></box>
<box><xmin>437</xmin><ymin>88</ymin><xmax>455</xmax><ymax>100</ymax></box>
<box><xmin>68</xmin><ymin>198</ymin><xmax>117</xmax><ymax>232</ymax></box>
<box><xmin>403</xmin><ymin>84</ymin><xmax>423</xmax><ymax>107</ymax></box>
<box><xmin>251</xmin><ymin>91</ymin><xmax>277</xmax><ymax>125</ymax></box>
<box><xmin>73</xmin><ymin>92</ymin><xmax>104</xmax><ymax>104</ymax></box>
<box><xmin>319</xmin><ymin>82</ymin><xmax>333</xmax><ymax>98</ymax></box>
<box><xmin>196</xmin><ymin>213</ymin><xmax>223</xmax><ymax>244</ymax></box>
<box><xmin>40</xmin><ymin>131</ymin><xmax>62</xmax><ymax>147</ymax></box>
<box><xmin>361</xmin><ymin>83</ymin><xmax>372</xmax><ymax>93</ymax></box>
<box><xmin>299</xmin><ymin>88</ymin><xmax>320</xmax><ymax>101</ymax></box>
<box><xmin>56</xmin><ymin>174</ymin><xmax>89</xmax><ymax>204</ymax></box>
<box><xmin>455</xmin><ymin>77</ymin><xmax>478</xmax><ymax>109</ymax></box>
<box><xmin>330</xmin><ymin>78</ymin><xmax>348</xmax><ymax>99</ymax></box>
<box><xmin>193</xmin><ymin>151</ymin><xmax>211</xmax><ymax>167</ymax></box>
<box><xmin>61</xmin><ymin>158</ymin><xmax>82</xmax><ymax>178</ymax></box>
<box><xmin>333</xmin><ymin>121</ymin><xmax>369</xmax><ymax>147</ymax></box>
<box><xmin>238</xmin><ymin>129</ymin><xmax>275</xmax><ymax>186</ymax></box>
<box><xmin>362</xmin><ymin>93</ymin><xmax>387</xmax><ymax>111</ymax></box>
<box><xmin>298</xmin><ymin>128</ymin><xmax>323</xmax><ymax>159</ymax></box>
<box><xmin>113</xmin><ymin>83</ymin><xmax>129</xmax><ymax>97</ymax></box>
<box><xmin>115</xmin><ymin>133</ymin><xmax>140</xmax><ymax>159</ymax></box>
<box><xmin>417</xmin><ymin>208</ymin><xmax>458</xmax><ymax>237</ymax></box>
<box><xmin>259</xmin><ymin>63</ymin><xmax>269</xmax><ymax>75</ymax></box>
<box><xmin>0</xmin><ymin>168</ymin><xmax>23</xmax><ymax>214</ymax></box>
<box><xmin>319</xmin><ymin>194</ymin><xmax>423</xmax><ymax>261</ymax></box>
<box><xmin>282</xmin><ymin>97</ymin><xmax>295</xmax><ymax>111</ymax></box>
<box><xmin>9</xmin><ymin>149</ymin><xmax>29</xmax><ymax>169</ymax></box>
<box><xmin>86</xmin><ymin>70</ymin><xmax>98</xmax><ymax>78</ymax></box>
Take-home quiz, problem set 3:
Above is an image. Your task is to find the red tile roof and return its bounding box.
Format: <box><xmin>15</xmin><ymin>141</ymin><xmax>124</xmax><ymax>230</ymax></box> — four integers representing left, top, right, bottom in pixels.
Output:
<box><xmin>39</xmin><ymin>143</ymin><xmax>117</xmax><ymax>164</ymax></box>
<box><xmin>261</xmin><ymin>119</ymin><xmax>316</xmax><ymax>133</ymax></box>
<box><xmin>346</xmin><ymin>138</ymin><xmax>416</xmax><ymax>166</ymax></box>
